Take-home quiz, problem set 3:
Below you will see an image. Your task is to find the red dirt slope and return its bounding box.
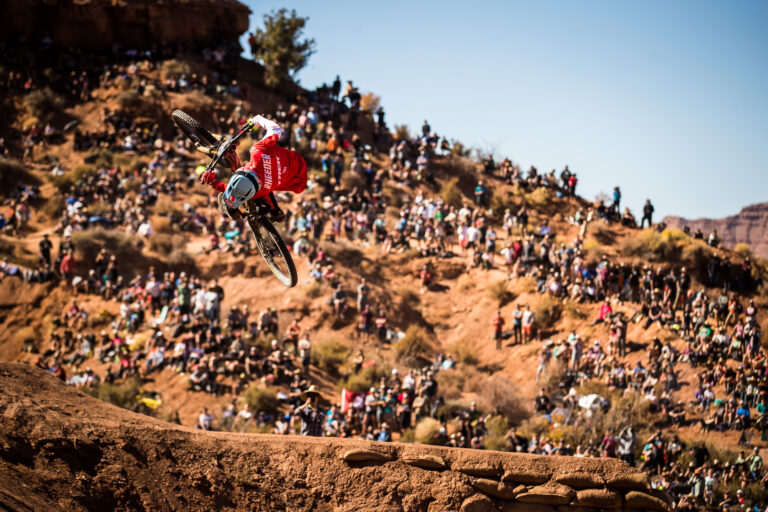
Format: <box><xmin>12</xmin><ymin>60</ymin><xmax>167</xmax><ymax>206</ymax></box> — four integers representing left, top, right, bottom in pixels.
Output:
<box><xmin>0</xmin><ymin>362</ymin><xmax>669</xmax><ymax>512</ymax></box>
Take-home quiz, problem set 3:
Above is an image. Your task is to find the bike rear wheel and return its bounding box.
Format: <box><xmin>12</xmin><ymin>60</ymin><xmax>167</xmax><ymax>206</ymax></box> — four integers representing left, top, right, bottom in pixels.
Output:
<box><xmin>248</xmin><ymin>216</ymin><xmax>298</xmax><ymax>288</ymax></box>
<box><xmin>171</xmin><ymin>109</ymin><xmax>217</xmax><ymax>147</ymax></box>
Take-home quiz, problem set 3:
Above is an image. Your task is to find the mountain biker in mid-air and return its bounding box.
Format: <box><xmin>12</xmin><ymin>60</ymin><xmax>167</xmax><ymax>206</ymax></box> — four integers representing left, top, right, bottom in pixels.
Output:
<box><xmin>199</xmin><ymin>115</ymin><xmax>307</xmax><ymax>222</ymax></box>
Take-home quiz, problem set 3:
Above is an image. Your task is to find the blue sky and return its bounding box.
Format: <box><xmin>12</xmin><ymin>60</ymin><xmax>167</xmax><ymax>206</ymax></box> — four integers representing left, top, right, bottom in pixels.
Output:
<box><xmin>240</xmin><ymin>1</ymin><xmax>768</xmax><ymax>220</ymax></box>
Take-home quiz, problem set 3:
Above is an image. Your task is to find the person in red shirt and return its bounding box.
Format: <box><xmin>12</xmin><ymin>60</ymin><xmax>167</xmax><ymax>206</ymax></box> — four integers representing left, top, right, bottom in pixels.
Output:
<box><xmin>200</xmin><ymin>115</ymin><xmax>307</xmax><ymax>222</ymax></box>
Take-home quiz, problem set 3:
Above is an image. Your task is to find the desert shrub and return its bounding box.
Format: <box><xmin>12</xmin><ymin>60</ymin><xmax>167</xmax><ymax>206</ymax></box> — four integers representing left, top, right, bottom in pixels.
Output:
<box><xmin>84</xmin><ymin>149</ymin><xmax>114</xmax><ymax>168</ymax></box>
<box><xmin>43</xmin><ymin>196</ymin><xmax>65</xmax><ymax>218</ymax></box>
<box><xmin>116</xmin><ymin>90</ymin><xmax>142</xmax><ymax>110</ymax></box>
<box><xmin>583</xmin><ymin>238</ymin><xmax>605</xmax><ymax>264</ymax></box>
<box><xmin>563</xmin><ymin>301</ymin><xmax>587</xmax><ymax>320</ymax></box>
<box><xmin>12</xmin><ymin>326</ymin><xmax>37</xmax><ymax>348</ymax></box>
<box><xmin>414</xmin><ymin>417</ymin><xmax>441</xmax><ymax>444</ymax></box>
<box><xmin>484</xmin><ymin>415</ymin><xmax>511</xmax><ymax>451</ymax></box>
<box><xmin>474</xmin><ymin>374</ymin><xmax>528</xmax><ymax>422</ymax></box>
<box><xmin>449</xmin><ymin>337</ymin><xmax>479</xmax><ymax>366</ymax></box>
<box><xmin>440</xmin><ymin>176</ymin><xmax>462</xmax><ymax>206</ymax></box>
<box><xmin>489</xmin><ymin>190</ymin><xmax>508</xmax><ymax>216</ymax></box>
<box><xmin>122</xmin><ymin>176</ymin><xmax>144</xmax><ymax>193</ymax></box>
<box><xmin>590</xmin><ymin>220</ymin><xmax>614</xmax><ymax>245</ymax></box>
<box><xmin>518</xmin><ymin>415</ymin><xmax>551</xmax><ymax>438</ymax></box>
<box><xmin>359</xmin><ymin>92</ymin><xmax>381</xmax><ymax>113</ymax></box>
<box><xmin>160</xmin><ymin>59</ymin><xmax>192</xmax><ymax>80</ymax></box>
<box><xmin>577</xmin><ymin>380</ymin><xmax>610</xmax><ymax>397</ymax></box>
<box><xmin>153</xmin><ymin>216</ymin><xmax>173</xmax><ymax>234</ymax></box>
<box><xmin>84</xmin><ymin>377</ymin><xmax>142</xmax><ymax>410</ymax></box>
<box><xmin>341</xmin><ymin>172</ymin><xmax>364</xmax><ymax>191</ymax></box>
<box><xmin>394</xmin><ymin>124</ymin><xmax>411</xmax><ymax>140</ymax></box>
<box><xmin>435</xmin><ymin>370</ymin><xmax>466</xmax><ymax>400</ymax></box>
<box><xmin>0</xmin><ymin>157</ymin><xmax>39</xmax><ymax>195</ymax></box>
<box><xmin>526</xmin><ymin>187</ymin><xmax>550</xmax><ymax>207</ymax></box>
<box><xmin>621</xmin><ymin>228</ymin><xmax>687</xmax><ymax>261</ymax></box>
<box><xmin>311</xmin><ymin>338</ymin><xmax>350</xmax><ymax>376</ymax></box>
<box><xmin>534</xmin><ymin>295</ymin><xmax>561</xmax><ymax>331</ymax></box>
<box><xmin>397</xmin><ymin>285</ymin><xmax>420</xmax><ymax>306</ymax></box>
<box><xmin>321</xmin><ymin>243</ymin><xmax>362</xmax><ymax>266</ymax></box>
<box><xmin>393</xmin><ymin>325</ymin><xmax>433</xmax><ymax>364</ymax></box>
<box><xmin>516</xmin><ymin>276</ymin><xmax>537</xmax><ymax>294</ymax></box>
<box><xmin>488</xmin><ymin>279</ymin><xmax>514</xmax><ymax>306</ymax></box>
<box><xmin>71</xmin><ymin>228</ymin><xmax>139</xmax><ymax>263</ymax></box>
<box><xmin>153</xmin><ymin>196</ymin><xmax>181</xmax><ymax>217</ymax></box>
<box><xmin>167</xmin><ymin>248</ymin><xmax>195</xmax><ymax>270</ymax></box>
<box><xmin>399</xmin><ymin>428</ymin><xmax>416</xmax><ymax>443</ymax></box>
<box><xmin>304</xmin><ymin>280</ymin><xmax>323</xmax><ymax>298</ymax></box>
<box><xmin>49</xmin><ymin>164</ymin><xmax>97</xmax><ymax>192</ymax></box>
<box><xmin>450</xmin><ymin>141</ymin><xmax>472</xmax><ymax>158</ymax></box>
<box><xmin>23</xmin><ymin>87</ymin><xmax>64</xmax><ymax>122</ymax></box>
<box><xmin>734</xmin><ymin>243</ymin><xmax>751</xmax><ymax>258</ymax></box>
<box><xmin>149</xmin><ymin>233</ymin><xmax>186</xmax><ymax>254</ymax></box>
<box><xmin>339</xmin><ymin>365</ymin><xmax>387</xmax><ymax>392</ymax></box>
<box><xmin>114</xmin><ymin>153</ymin><xmax>143</xmax><ymax>172</ymax></box>
<box><xmin>242</xmin><ymin>385</ymin><xmax>279</xmax><ymax>414</ymax></box>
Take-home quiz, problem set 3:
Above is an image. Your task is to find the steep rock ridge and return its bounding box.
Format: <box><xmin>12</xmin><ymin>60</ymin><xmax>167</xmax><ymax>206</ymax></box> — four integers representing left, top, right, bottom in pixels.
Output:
<box><xmin>5</xmin><ymin>0</ymin><xmax>250</xmax><ymax>50</ymax></box>
<box><xmin>0</xmin><ymin>363</ymin><xmax>668</xmax><ymax>512</ymax></box>
<box><xmin>664</xmin><ymin>201</ymin><xmax>768</xmax><ymax>258</ymax></box>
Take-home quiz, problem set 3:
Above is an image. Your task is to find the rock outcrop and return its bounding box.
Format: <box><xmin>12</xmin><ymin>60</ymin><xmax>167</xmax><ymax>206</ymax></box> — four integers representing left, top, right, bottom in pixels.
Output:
<box><xmin>0</xmin><ymin>363</ymin><xmax>667</xmax><ymax>512</ymax></box>
<box><xmin>664</xmin><ymin>202</ymin><xmax>768</xmax><ymax>258</ymax></box>
<box><xmin>6</xmin><ymin>0</ymin><xmax>250</xmax><ymax>50</ymax></box>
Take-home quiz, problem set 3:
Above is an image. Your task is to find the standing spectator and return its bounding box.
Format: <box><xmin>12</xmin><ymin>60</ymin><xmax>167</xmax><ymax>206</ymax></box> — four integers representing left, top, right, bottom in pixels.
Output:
<box><xmin>356</xmin><ymin>278</ymin><xmax>370</xmax><ymax>311</ymax></box>
<box><xmin>522</xmin><ymin>305</ymin><xmax>535</xmax><ymax>343</ymax></box>
<box><xmin>641</xmin><ymin>199</ymin><xmax>655</xmax><ymax>228</ymax></box>
<box><xmin>617</xmin><ymin>426</ymin><xmax>636</xmax><ymax>465</ymax></box>
<box><xmin>298</xmin><ymin>332</ymin><xmax>312</xmax><ymax>374</ymax></box>
<box><xmin>296</xmin><ymin>386</ymin><xmax>324</xmax><ymax>437</ymax></box>
<box><xmin>39</xmin><ymin>234</ymin><xmax>52</xmax><ymax>267</ymax></box>
<box><xmin>511</xmin><ymin>304</ymin><xmax>523</xmax><ymax>345</ymax></box>
<box><xmin>612</xmin><ymin>186</ymin><xmax>621</xmax><ymax>214</ymax></box>
<box><xmin>60</xmin><ymin>250</ymin><xmax>75</xmax><ymax>282</ymax></box>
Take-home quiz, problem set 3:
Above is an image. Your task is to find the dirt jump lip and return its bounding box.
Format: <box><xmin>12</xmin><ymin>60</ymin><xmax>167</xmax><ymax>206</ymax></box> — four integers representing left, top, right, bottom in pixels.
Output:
<box><xmin>0</xmin><ymin>362</ymin><xmax>670</xmax><ymax>512</ymax></box>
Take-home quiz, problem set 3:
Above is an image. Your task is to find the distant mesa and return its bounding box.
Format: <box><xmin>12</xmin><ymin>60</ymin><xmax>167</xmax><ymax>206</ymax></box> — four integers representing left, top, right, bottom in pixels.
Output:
<box><xmin>664</xmin><ymin>201</ymin><xmax>768</xmax><ymax>259</ymax></box>
<box><xmin>5</xmin><ymin>0</ymin><xmax>251</xmax><ymax>50</ymax></box>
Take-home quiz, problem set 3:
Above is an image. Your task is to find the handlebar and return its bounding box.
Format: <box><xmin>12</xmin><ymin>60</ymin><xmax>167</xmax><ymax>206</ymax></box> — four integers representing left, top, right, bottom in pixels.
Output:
<box><xmin>205</xmin><ymin>121</ymin><xmax>255</xmax><ymax>172</ymax></box>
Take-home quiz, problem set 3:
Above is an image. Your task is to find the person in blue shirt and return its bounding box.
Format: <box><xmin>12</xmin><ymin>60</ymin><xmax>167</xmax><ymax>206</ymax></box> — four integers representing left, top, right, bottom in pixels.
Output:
<box><xmin>736</xmin><ymin>401</ymin><xmax>751</xmax><ymax>429</ymax></box>
<box><xmin>474</xmin><ymin>180</ymin><xmax>486</xmax><ymax>207</ymax></box>
<box><xmin>612</xmin><ymin>186</ymin><xmax>621</xmax><ymax>213</ymax></box>
<box><xmin>377</xmin><ymin>422</ymin><xmax>392</xmax><ymax>442</ymax></box>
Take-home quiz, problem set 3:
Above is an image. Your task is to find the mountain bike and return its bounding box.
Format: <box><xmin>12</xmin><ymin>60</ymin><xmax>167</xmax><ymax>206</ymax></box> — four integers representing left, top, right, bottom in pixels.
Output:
<box><xmin>171</xmin><ymin>109</ymin><xmax>298</xmax><ymax>288</ymax></box>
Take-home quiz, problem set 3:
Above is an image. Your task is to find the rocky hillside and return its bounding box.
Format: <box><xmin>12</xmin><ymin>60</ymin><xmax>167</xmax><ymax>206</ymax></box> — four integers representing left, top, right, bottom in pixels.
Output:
<box><xmin>664</xmin><ymin>201</ymin><xmax>768</xmax><ymax>258</ymax></box>
<box><xmin>5</xmin><ymin>0</ymin><xmax>250</xmax><ymax>50</ymax></box>
<box><xmin>0</xmin><ymin>363</ymin><xmax>671</xmax><ymax>512</ymax></box>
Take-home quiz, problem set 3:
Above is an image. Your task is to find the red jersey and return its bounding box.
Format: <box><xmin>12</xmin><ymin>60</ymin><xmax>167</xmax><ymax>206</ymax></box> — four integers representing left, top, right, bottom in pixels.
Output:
<box><xmin>210</xmin><ymin>123</ymin><xmax>307</xmax><ymax>206</ymax></box>
<box><xmin>245</xmin><ymin>133</ymin><xmax>307</xmax><ymax>197</ymax></box>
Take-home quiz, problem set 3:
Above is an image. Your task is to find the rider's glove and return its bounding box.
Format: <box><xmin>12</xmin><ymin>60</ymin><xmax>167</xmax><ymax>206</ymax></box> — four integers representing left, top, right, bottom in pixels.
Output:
<box><xmin>200</xmin><ymin>170</ymin><xmax>216</xmax><ymax>185</ymax></box>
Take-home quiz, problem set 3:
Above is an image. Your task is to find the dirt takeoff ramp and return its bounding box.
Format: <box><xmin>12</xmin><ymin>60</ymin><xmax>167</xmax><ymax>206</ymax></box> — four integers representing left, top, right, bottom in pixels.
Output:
<box><xmin>0</xmin><ymin>363</ymin><xmax>670</xmax><ymax>512</ymax></box>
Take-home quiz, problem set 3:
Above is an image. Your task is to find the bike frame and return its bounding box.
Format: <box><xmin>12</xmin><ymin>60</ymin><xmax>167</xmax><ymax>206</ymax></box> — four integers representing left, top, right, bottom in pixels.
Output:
<box><xmin>202</xmin><ymin>121</ymin><xmax>255</xmax><ymax>174</ymax></box>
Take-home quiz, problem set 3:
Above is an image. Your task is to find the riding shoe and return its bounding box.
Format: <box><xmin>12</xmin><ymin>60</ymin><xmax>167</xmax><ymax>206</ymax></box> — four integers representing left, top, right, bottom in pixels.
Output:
<box><xmin>268</xmin><ymin>207</ymin><xmax>286</xmax><ymax>223</ymax></box>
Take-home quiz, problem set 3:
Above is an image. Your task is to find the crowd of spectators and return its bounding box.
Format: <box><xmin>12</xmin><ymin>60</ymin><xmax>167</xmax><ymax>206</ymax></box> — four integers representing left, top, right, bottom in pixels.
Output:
<box><xmin>2</xmin><ymin>39</ymin><xmax>767</xmax><ymax>511</ymax></box>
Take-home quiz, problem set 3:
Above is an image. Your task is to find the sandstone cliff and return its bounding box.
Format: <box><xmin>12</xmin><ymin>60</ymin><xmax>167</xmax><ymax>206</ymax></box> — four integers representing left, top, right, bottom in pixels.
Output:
<box><xmin>6</xmin><ymin>0</ymin><xmax>250</xmax><ymax>50</ymax></box>
<box><xmin>664</xmin><ymin>202</ymin><xmax>768</xmax><ymax>258</ymax></box>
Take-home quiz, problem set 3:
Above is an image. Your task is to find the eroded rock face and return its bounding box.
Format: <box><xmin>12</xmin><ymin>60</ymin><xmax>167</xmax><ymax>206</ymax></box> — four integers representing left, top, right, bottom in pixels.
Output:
<box><xmin>0</xmin><ymin>363</ymin><xmax>667</xmax><ymax>511</ymax></box>
<box><xmin>6</xmin><ymin>0</ymin><xmax>251</xmax><ymax>50</ymax></box>
<box><xmin>664</xmin><ymin>202</ymin><xmax>768</xmax><ymax>258</ymax></box>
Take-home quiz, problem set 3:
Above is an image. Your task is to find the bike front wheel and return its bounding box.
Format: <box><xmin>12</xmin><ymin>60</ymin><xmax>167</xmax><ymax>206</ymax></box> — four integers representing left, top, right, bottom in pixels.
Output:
<box><xmin>171</xmin><ymin>109</ymin><xmax>217</xmax><ymax>147</ymax></box>
<box><xmin>248</xmin><ymin>217</ymin><xmax>298</xmax><ymax>288</ymax></box>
